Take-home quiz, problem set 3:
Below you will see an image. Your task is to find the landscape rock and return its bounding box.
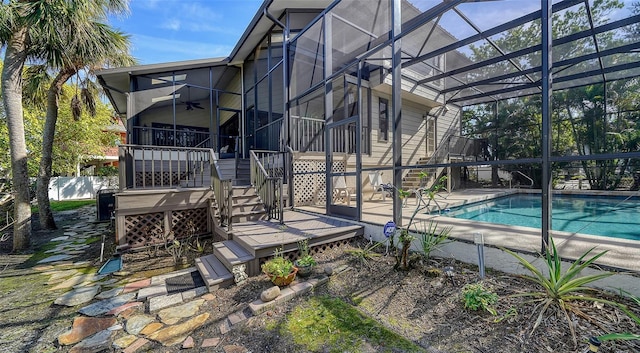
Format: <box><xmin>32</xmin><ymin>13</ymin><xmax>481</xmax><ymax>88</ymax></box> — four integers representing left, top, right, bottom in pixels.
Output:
<box><xmin>125</xmin><ymin>314</ymin><xmax>156</xmax><ymax>335</ymax></box>
<box><xmin>106</xmin><ymin>301</ymin><xmax>143</xmax><ymax>316</ymax></box>
<box><xmin>182</xmin><ymin>336</ymin><xmax>195</xmax><ymax>349</ymax></box>
<box><xmin>147</xmin><ymin>313</ymin><xmax>210</xmax><ymax>346</ymax></box>
<box><xmin>58</xmin><ymin>317</ymin><xmax>117</xmax><ymax>345</ymax></box>
<box><xmin>260</xmin><ymin>286</ymin><xmax>280</xmax><ymax>302</ymax></box>
<box><xmin>122</xmin><ymin>338</ymin><xmax>149</xmax><ymax>353</ymax></box>
<box><xmin>201</xmin><ymin>337</ymin><xmax>220</xmax><ymax>348</ymax></box>
<box><xmin>324</xmin><ymin>266</ymin><xmax>333</xmax><ymax>276</ymax></box>
<box><xmin>54</xmin><ymin>286</ymin><xmax>100</xmax><ymax>307</ymax></box>
<box><xmin>158</xmin><ymin>299</ymin><xmax>205</xmax><ymax>325</ymax></box>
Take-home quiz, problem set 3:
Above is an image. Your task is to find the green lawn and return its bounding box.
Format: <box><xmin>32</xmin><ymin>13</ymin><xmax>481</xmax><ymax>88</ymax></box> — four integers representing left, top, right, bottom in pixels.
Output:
<box><xmin>32</xmin><ymin>199</ymin><xmax>95</xmax><ymax>213</ymax></box>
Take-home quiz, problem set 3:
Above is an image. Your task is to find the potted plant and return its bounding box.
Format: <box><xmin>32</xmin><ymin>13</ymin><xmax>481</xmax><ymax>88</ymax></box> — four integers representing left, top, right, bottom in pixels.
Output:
<box><xmin>261</xmin><ymin>247</ymin><xmax>298</xmax><ymax>286</ymax></box>
<box><xmin>294</xmin><ymin>239</ymin><xmax>316</xmax><ymax>277</ymax></box>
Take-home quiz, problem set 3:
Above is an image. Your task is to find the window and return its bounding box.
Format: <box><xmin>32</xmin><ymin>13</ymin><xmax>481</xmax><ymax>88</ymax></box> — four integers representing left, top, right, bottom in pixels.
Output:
<box><xmin>379</xmin><ymin>98</ymin><xmax>388</xmax><ymax>142</ymax></box>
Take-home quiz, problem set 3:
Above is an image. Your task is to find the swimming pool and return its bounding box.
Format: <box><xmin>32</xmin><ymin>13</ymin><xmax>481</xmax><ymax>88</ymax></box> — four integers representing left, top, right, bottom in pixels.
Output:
<box><xmin>445</xmin><ymin>194</ymin><xmax>640</xmax><ymax>241</ymax></box>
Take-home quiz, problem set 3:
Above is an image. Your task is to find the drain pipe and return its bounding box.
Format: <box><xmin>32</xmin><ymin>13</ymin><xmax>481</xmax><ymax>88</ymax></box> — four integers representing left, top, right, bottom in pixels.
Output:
<box><xmin>474</xmin><ymin>232</ymin><xmax>485</xmax><ymax>279</ymax></box>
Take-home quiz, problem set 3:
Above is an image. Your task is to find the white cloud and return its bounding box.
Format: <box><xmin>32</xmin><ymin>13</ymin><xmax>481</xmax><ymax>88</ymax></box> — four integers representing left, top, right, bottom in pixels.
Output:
<box><xmin>162</xmin><ymin>18</ymin><xmax>181</xmax><ymax>31</ymax></box>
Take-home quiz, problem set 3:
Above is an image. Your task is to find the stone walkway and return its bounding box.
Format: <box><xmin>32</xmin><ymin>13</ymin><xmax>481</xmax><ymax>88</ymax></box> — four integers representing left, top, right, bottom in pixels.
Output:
<box><xmin>35</xmin><ymin>207</ymin><xmax>339</xmax><ymax>352</ymax></box>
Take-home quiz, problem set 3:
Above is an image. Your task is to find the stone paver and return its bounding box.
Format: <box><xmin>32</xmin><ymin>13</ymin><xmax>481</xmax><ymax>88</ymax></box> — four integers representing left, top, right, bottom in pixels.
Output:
<box><xmin>54</xmin><ymin>285</ymin><xmax>100</xmax><ymax>306</ymax></box>
<box><xmin>125</xmin><ymin>314</ymin><xmax>156</xmax><ymax>335</ymax></box>
<box><xmin>68</xmin><ymin>329</ymin><xmax>114</xmax><ymax>353</ymax></box>
<box><xmin>38</xmin><ymin>254</ymin><xmax>74</xmax><ymax>264</ymax></box>
<box><xmin>58</xmin><ymin>317</ymin><xmax>117</xmax><ymax>345</ymax></box>
<box><xmin>139</xmin><ymin>322</ymin><xmax>163</xmax><ymax>336</ymax></box>
<box><xmin>158</xmin><ymin>299</ymin><xmax>205</xmax><ymax>325</ymax></box>
<box><xmin>122</xmin><ymin>337</ymin><xmax>150</xmax><ymax>353</ymax></box>
<box><xmin>148</xmin><ymin>292</ymin><xmax>183</xmax><ymax>312</ymax></box>
<box><xmin>95</xmin><ymin>286</ymin><xmax>123</xmax><ymax>300</ymax></box>
<box><xmin>223</xmin><ymin>344</ymin><xmax>248</xmax><ymax>353</ymax></box>
<box><xmin>78</xmin><ymin>292</ymin><xmax>136</xmax><ymax>317</ymax></box>
<box><xmin>106</xmin><ymin>301</ymin><xmax>143</xmax><ymax>316</ymax></box>
<box><xmin>113</xmin><ymin>334</ymin><xmax>138</xmax><ymax>349</ymax></box>
<box><xmin>122</xmin><ymin>278</ymin><xmax>151</xmax><ymax>294</ymax></box>
<box><xmin>136</xmin><ymin>284</ymin><xmax>167</xmax><ymax>300</ymax></box>
<box><xmin>147</xmin><ymin>313</ymin><xmax>210</xmax><ymax>346</ymax></box>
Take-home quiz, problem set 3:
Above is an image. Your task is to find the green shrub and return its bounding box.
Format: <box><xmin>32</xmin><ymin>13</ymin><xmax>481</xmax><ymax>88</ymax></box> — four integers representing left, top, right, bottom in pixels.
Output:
<box><xmin>462</xmin><ymin>282</ymin><xmax>498</xmax><ymax>315</ymax></box>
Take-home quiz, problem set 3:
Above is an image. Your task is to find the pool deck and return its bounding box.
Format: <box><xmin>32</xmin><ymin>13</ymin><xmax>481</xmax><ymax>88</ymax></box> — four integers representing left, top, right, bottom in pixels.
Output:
<box><xmin>297</xmin><ymin>188</ymin><xmax>640</xmax><ymax>274</ymax></box>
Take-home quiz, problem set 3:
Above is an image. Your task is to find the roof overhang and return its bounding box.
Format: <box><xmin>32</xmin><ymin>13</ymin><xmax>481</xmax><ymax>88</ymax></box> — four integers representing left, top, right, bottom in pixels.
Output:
<box><xmin>96</xmin><ymin>57</ymin><xmax>229</xmax><ymax>115</ymax></box>
<box><xmin>228</xmin><ymin>0</ymin><xmax>333</xmax><ymax>65</ymax></box>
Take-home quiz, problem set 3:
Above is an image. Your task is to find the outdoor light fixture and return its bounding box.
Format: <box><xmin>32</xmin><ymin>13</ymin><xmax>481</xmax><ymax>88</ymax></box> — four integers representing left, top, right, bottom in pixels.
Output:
<box><xmin>443</xmin><ymin>265</ymin><xmax>455</xmax><ymax>285</ymax></box>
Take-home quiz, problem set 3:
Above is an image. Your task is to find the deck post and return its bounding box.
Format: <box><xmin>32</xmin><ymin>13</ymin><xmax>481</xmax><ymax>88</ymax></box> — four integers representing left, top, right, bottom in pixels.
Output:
<box><xmin>541</xmin><ymin>0</ymin><xmax>553</xmax><ymax>253</ymax></box>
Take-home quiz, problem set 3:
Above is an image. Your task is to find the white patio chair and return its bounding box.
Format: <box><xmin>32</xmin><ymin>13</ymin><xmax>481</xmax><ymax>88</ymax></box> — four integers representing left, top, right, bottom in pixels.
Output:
<box><xmin>367</xmin><ymin>171</ymin><xmax>393</xmax><ymax>201</ymax></box>
<box><xmin>332</xmin><ymin>175</ymin><xmax>352</xmax><ymax>206</ymax></box>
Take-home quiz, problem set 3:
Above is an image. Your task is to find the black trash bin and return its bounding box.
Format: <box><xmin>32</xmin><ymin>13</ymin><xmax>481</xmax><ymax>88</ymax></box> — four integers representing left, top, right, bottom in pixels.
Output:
<box><xmin>96</xmin><ymin>189</ymin><xmax>116</xmax><ymax>222</ymax></box>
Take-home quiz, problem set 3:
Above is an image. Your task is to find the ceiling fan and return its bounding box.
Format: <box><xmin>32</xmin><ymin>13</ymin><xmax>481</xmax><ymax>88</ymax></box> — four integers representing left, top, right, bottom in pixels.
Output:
<box><xmin>181</xmin><ymin>86</ymin><xmax>205</xmax><ymax>110</ymax></box>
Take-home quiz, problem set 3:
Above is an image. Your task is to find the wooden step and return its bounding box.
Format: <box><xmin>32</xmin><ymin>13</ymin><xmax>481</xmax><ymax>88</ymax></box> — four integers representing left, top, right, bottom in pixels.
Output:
<box><xmin>213</xmin><ymin>240</ymin><xmax>255</xmax><ymax>273</ymax></box>
<box><xmin>231</xmin><ymin>202</ymin><xmax>265</xmax><ymax>213</ymax></box>
<box><xmin>194</xmin><ymin>254</ymin><xmax>234</xmax><ymax>292</ymax></box>
<box><xmin>231</xmin><ymin>210</ymin><xmax>267</xmax><ymax>223</ymax></box>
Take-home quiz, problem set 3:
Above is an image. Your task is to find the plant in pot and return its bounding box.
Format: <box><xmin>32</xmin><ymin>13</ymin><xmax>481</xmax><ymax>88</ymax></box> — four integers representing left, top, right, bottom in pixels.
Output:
<box><xmin>294</xmin><ymin>239</ymin><xmax>316</xmax><ymax>277</ymax></box>
<box><xmin>261</xmin><ymin>247</ymin><xmax>298</xmax><ymax>286</ymax></box>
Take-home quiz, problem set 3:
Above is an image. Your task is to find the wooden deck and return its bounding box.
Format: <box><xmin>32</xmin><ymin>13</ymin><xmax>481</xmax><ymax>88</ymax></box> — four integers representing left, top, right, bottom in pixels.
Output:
<box><xmin>231</xmin><ymin>210</ymin><xmax>363</xmax><ymax>260</ymax></box>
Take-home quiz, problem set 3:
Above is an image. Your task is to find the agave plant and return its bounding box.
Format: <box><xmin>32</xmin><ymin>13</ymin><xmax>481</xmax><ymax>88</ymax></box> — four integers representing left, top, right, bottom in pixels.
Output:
<box><xmin>502</xmin><ymin>238</ymin><xmax>616</xmax><ymax>347</ymax></box>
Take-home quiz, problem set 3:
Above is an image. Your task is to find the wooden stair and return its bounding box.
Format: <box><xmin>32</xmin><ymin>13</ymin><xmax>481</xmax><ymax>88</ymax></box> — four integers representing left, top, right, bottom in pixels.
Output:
<box><xmin>229</xmin><ymin>186</ymin><xmax>267</xmax><ymax>223</ymax></box>
<box><xmin>194</xmin><ymin>254</ymin><xmax>234</xmax><ymax>291</ymax></box>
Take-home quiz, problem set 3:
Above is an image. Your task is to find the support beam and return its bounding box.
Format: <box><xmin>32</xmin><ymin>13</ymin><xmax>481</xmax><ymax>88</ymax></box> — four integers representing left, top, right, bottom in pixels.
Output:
<box><xmin>392</xmin><ymin>0</ymin><xmax>403</xmax><ymax>226</ymax></box>
<box><xmin>541</xmin><ymin>0</ymin><xmax>553</xmax><ymax>253</ymax></box>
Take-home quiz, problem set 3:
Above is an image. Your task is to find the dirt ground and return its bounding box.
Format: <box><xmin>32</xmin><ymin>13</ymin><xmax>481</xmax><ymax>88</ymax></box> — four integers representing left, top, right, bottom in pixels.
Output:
<box><xmin>1</xmin><ymin>207</ymin><xmax>639</xmax><ymax>353</ymax></box>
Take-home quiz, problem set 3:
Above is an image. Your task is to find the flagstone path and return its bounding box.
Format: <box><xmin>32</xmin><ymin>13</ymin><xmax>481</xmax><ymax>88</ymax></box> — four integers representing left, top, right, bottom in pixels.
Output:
<box><xmin>28</xmin><ymin>206</ymin><xmax>338</xmax><ymax>352</ymax></box>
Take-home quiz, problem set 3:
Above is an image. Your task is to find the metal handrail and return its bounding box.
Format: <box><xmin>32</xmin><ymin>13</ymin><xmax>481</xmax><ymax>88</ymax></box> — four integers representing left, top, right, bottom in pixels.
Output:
<box><xmin>250</xmin><ymin>150</ymin><xmax>285</xmax><ymax>224</ymax></box>
<box><xmin>513</xmin><ymin>170</ymin><xmax>534</xmax><ymax>188</ymax></box>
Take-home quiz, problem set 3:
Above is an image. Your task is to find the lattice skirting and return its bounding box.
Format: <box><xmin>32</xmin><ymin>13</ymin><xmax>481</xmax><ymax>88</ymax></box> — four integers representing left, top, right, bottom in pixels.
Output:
<box><xmin>122</xmin><ymin>207</ymin><xmax>209</xmax><ymax>248</ymax></box>
<box><xmin>292</xmin><ymin>160</ymin><xmax>346</xmax><ymax>206</ymax></box>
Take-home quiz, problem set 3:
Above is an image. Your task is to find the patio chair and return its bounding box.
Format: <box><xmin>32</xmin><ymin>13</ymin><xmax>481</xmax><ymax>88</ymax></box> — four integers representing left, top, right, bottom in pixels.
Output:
<box><xmin>367</xmin><ymin>171</ymin><xmax>393</xmax><ymax>201</ymax></box>
<box><xmin>332</xmin><ymin>175</ymin><xmax>352</xmax><ymax>206</ymax></box>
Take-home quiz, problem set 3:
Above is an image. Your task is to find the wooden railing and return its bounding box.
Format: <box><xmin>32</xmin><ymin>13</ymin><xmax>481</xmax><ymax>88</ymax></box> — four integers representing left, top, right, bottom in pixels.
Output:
<box><xmin>249</xmin><ymin>150</ymin><xmax>287</xmax><ymax>224</ymax></box>
<box><xmin>118</xmin><ymin>144</ymin><xmax>213</xmax><ymax>190</ymax></box>
<box><xmin>208</xmin><ymin>149</ymin><xmax>233</xmax><ymax>231</ymax></box>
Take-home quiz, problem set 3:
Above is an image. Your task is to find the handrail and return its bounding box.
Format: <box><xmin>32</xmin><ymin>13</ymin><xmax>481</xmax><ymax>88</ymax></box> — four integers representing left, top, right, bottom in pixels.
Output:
<box><xmin>208</xmin><ymin>149</ymin><xmax>234</xmax><ymax>231</ymax></box>
<box><xmin>286</xmin><ymin>145</ymin><xmax>295</xmax><ymax>209</ymax></box>
<box><xmin>513</xmin><ymin>170</ymin><xmax>534</xmax><ymax>188</ymax></box>
<box><xmin>250</xmin><ymin>150</ymin><xmax>285</xmax><ymax>224</ymax></box>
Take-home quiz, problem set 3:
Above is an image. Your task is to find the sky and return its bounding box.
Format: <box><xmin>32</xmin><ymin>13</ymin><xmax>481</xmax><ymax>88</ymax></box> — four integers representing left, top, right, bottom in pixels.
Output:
<box><xmin>109</xmin><ymin>0</ymin><xmax>637</xmax><ymax>66</ymax></box>
<box><xmin>109</xmin><ymin>0</ymin><xmax>264</xmax><ymax>65</ymax></box>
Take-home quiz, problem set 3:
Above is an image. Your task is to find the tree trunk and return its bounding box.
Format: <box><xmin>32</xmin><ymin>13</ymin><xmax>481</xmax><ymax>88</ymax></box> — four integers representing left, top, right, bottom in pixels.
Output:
<box><xmin>37</xmin><ymin>69</ymin><xmax>76</xmax><ymax>230</ymax></box>
<box><xmin>2</xmin><ymin>26</ymin><xmax>32</xmax><ymax>251</ymax></box>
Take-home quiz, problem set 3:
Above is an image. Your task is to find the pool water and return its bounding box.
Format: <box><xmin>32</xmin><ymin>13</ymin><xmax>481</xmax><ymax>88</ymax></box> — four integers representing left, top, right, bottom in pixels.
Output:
<box><xmin>445</xmin><ymin>194</ymin><xmax>640</xmax><ymax>241</ymax></box>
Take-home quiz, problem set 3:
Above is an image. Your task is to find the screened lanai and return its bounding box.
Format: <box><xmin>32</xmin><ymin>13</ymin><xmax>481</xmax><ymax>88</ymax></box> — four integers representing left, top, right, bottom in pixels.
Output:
<box><xmin>284</xmin><ymin>0</ymin><xmax>640</xmax><ymax>254</ymax></box>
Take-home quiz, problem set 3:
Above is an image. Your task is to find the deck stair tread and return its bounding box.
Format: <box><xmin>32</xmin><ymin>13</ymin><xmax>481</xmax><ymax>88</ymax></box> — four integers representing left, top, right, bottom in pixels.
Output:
<box><xmin>195</xmin><ymin>254</ymin><xmax>234</xmax><ymax>291</ymax></box>
<box><xmin>214</xmin><ymin>240</ymin><xmax>255</xmax><ymax>270</ymax></box>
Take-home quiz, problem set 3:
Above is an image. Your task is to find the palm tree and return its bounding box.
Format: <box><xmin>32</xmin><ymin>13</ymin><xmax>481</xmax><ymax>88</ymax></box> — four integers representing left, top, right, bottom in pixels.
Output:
<box><xmin>0</xmin><ymin>0</ymin><xmax>130</xmax><ymax>250</ymax></box>
<box><xmin>29</xmin><ymin>22</ymin><xmax>134</xmax><ymax>230</ymax></box>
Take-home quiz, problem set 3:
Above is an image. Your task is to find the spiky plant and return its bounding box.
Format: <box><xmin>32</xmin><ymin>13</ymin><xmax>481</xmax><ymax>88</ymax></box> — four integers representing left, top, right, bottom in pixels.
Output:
<box><xmin>598</xmin><ymin>290</ymin><xmax>640</xmax><ymax>342</ymax></box>
<box><xmin>502</xmin><ymin>238</ymin><xmax>616</xmax><ymax>347</ymax></box>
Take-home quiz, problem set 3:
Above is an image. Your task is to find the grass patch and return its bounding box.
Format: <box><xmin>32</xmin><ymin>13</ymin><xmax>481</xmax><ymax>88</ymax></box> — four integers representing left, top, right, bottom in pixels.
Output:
<box><xmin>281</xmin><ymin>296</ymin><xmax>425</xmax><ymax>353</ymax></box>
<box><xmin>31</xmin><ymin>199</ymin><xmax>95</xmax><ymax>213</ymax></box>
<box><xmin>23</xmin><ymin>241</ymin><xmax>61</xmax><ymax>266</ymax></box>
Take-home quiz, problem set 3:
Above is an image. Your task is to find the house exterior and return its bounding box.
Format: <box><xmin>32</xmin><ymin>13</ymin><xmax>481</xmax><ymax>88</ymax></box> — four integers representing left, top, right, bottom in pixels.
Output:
<box><xmin>97</xmin><ymin>0</ymin><xmax>485</xmax><ymax>248</ymax></box>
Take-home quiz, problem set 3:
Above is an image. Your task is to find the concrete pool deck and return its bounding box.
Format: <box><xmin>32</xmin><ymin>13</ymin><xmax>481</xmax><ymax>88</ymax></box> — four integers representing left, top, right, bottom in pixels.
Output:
<box><xmin>297</xmin><ymin>188</ymin><xmax>640</xmax><ymax>296</ymax></box>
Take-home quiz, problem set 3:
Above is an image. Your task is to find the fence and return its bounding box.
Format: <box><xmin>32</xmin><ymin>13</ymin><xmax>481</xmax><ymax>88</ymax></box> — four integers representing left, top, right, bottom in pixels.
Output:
<box><xmin>48</xmin><ymin>176</ymin><xmax>118</xmax><ymax>201</ymax></box>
